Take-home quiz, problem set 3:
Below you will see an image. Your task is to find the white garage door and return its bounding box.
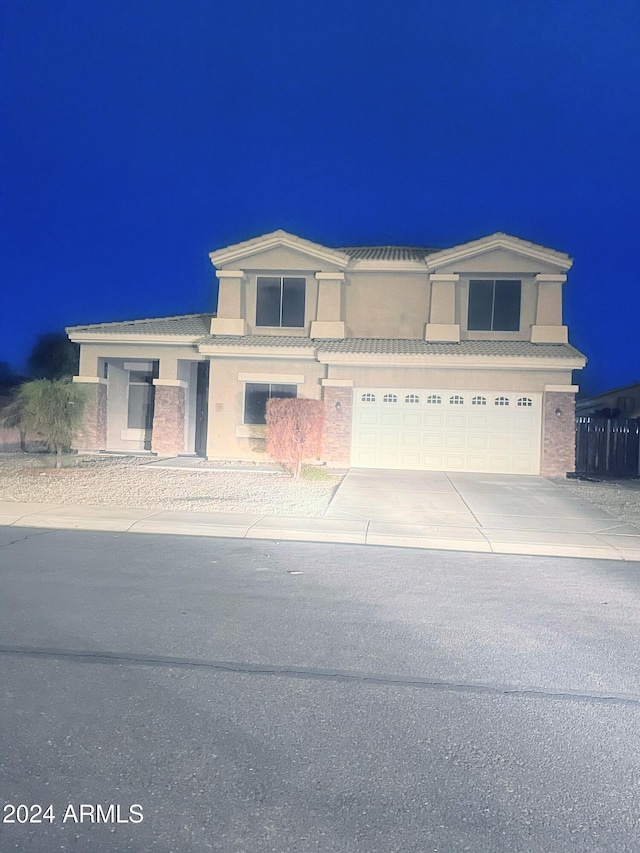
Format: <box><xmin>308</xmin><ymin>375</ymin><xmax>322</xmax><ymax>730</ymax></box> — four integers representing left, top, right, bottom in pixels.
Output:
<box><xmin>351</xmin><ymin>388</ymin><xmax>542</xmax><ymax>474</ymax></box>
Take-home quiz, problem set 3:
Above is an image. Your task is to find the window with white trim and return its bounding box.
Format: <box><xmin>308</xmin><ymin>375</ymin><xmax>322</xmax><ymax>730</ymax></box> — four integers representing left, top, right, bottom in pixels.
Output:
<box><xmin>472</xmin><ymin>395</ymin><xmax>487</xmax><ymax>406</ymax></box>
<box><xmin>517</xmin><ymin>397</ymin><xmax>533</xmax><ymax>407</ymax></box>
<box><xmin>426</xmin><ymin>394</ymin><xmax>442</xmax><ymax>404</ymax></box>
<box><xmin>256</xmin><ymin>276</ymin><xmax>305</xmax><ymax>327</ymax></box>
<box><xmin>494</xmin><ymin>396</ymin><xmax>510</xmax><ymax>406</ymax></box>
<box><xmin>361</xmin><ymin>392</ymin><xmax>376</xmax><ymax>403</ymax></box>
<box><xmin>383</xmin><ymin>393</ymin><xmax>398</xmax><ymax>403</ymax></box>
<box><xmin>449</xmin><ymin>395</ymin><xmax>464</xmax><ymax>405</ymax></box>
<box><xmin>244</xmin><ymin>382</ymin><xmax>297</xmax><ymax>424</ymax></box>
<box><xmin>405</xmin><ymin>394</ymin><xmax>420</xmax><ymax>404</ymax></box>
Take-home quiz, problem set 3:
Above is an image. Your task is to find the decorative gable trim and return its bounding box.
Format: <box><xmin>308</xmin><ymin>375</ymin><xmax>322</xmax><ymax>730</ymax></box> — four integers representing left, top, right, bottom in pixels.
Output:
<box><xmin>209</xmin><ymin>230</ymin><xmax>350</xmax><ymax>269</ymax></box>
<box><xmin>425</xmin><ymin>233</ymin><xmax>573</xmax><ymax>272</ymax></box>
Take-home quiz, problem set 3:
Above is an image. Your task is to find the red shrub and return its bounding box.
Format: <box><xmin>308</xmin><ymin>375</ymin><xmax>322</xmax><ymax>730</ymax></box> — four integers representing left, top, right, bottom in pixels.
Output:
<box><xmin>265</xmin><ymin>398</ymin><xmax>325</xmax><ymax>479</ymax></box>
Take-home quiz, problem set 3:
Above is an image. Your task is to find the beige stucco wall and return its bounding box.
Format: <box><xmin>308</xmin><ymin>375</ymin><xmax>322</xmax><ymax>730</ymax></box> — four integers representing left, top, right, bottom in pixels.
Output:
<box><xmin>78</xmin><ymin>343</ymin><xmax>202</xmax><ymax>377</ymax></box>
<box><xmin>344</xmin><ymin>272</ymin><xmax>430</xmax><ymax>338</ymax></box>
<box><xmin>325</xmin><ymin>364</ymin><xmax>574</xmax><ymax>391</ymax></box>
<box><xmin>205</xmin><ymin>356</ymin><xmax>326</xmax><ymax>459</ymax></box>
<box><xmin>210</xmin><ymin>244</ymin><xmax>570</xmax><ymax>341</ymax></box>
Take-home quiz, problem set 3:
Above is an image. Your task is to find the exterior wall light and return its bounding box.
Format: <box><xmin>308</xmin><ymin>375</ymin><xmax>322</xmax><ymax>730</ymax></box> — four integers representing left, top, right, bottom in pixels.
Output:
<box><xmin>335</xmin><ymin>401</ymin><xmax>342</xmax><ymax>411</ymax></box>
<box><xmin>555</xmin><ymin>407</ymin><xmax>563</xmax><ymax>418</ymax></box>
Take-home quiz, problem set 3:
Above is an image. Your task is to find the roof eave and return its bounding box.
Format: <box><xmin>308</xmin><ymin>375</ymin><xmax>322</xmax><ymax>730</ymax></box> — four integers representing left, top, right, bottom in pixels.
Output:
<box><xmin>209</xmin><ymin>229</ymin><xmax>350</xmax><ymax>269</ymax></box>
<box><xmin>425</xmin><ymin>233</ymin><xmax>573</xmax><ymax>272</ymax></box>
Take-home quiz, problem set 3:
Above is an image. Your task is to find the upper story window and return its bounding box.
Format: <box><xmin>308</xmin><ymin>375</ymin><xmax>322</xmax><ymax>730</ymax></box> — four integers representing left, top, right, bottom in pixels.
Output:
<box><xmin>468</xmin><ymin>279</ymin><xmax>521</xmax><ymax>332</ymax></box>
<box><xmin>256</xmin><ymin>276</ymin><xmax>305</xmax><ymax>327</ymax></box>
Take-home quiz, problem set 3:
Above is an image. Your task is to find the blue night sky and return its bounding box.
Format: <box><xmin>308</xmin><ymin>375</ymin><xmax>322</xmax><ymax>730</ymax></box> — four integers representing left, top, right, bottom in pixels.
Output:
<box><xmin>3</xmin><ymin>0</ymin><xmax>639</xmax><ymax>395</ymax></box>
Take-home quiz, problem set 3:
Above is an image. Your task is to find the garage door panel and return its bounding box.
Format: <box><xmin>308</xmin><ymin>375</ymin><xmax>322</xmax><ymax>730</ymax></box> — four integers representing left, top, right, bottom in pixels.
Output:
<box><xmin>423</xmin><ymin>434</ymin><xmax>444</xmax><ymax>448</ymax></box>
<box><xmin>358</xmin><ymin>412</ymin><xmax>378</xmax><ymax>425</ymax></box>
<box><xmin>445</xmin><ymin>413</ymin><xmax>466</xmax><ymax>427</ymax></box>
<box><xmin>352</xmin><ymin>388</ymin><xmax>541</xmax><ymax>474</ymax></box>
<box><xmin>401</xmin><ymin>432</ymin><xmax>421</xmax><ymax>446</ymax></box>
<box><xmin>380</xmin><ymin>413</ymin><xmax>400</xmax><ymax>425</ymax></box>
<box><xmin>469</xmin><ymin>414</ymin><xmax>489</xmax><ymax>428</ymax></box>
<box><xmin>468</xmin><ymin>435</ymin><xmax>489</xmax><ymax>449</ymax></box>
<box><xmin>402</xmin><ymin>413</ymin><xmax>422</xmax><ymax>426</ymax></box>
<box><xmin>445</xmin><ymin>434</ymin><xmax>465</xmax><ymax>448</ymax></box>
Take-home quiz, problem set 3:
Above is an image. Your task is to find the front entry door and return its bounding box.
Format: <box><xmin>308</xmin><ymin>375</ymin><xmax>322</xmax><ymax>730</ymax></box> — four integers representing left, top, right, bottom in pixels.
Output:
<box><xmin>194</xmin><ymin>361</ymin><xmax>210</xmax><ymax>457</ymax></box>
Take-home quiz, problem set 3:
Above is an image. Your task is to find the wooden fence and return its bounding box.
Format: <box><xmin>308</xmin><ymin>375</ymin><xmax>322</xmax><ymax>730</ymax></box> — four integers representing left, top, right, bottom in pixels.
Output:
<box><xmin>575</xmin><ymin>416</ymin><xmax>640</xmax><ymax>477</ymax></box>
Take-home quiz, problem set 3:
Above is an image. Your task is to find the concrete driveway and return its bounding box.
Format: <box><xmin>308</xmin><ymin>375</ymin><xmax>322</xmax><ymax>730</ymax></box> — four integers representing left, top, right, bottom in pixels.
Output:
<box><xmin>324</xmin><ymin>469</ymin><xmax>640</xmax><ymax>559</ymax></box>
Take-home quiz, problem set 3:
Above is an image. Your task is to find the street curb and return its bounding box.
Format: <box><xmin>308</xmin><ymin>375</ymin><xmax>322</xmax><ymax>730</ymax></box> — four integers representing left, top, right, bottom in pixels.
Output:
<box><xmin>1</xmin><ymin>504</ymin><xmax>639</xmax><ymax>561</ymax></box>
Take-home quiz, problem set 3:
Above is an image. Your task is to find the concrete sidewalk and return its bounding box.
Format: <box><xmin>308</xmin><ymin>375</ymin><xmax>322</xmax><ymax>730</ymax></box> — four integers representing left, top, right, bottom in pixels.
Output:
<box><xmin>1</xmin><ymin>469</ymin><xmax>640</xmax><ymax>560</ymax></box>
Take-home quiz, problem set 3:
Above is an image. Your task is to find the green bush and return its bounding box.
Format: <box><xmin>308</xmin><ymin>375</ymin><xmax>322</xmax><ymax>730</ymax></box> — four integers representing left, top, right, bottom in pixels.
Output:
<box><xmin>1</xmin><ymin>380</ymin><xmax>87</xmax><ymax>467</ymax></box>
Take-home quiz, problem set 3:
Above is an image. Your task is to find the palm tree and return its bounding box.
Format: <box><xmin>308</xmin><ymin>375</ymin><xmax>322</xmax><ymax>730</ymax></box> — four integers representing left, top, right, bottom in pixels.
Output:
<box><xmin>1</xmin><ymin>380</ymin><xmax>87</xmax><ymax>468</ymax></box>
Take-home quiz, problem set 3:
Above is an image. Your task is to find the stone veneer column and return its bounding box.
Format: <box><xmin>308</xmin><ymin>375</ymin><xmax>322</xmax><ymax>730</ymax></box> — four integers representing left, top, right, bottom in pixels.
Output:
<box><xmin>541</xmin><ymin>388</ymin><xmax>577</xmax><ymax>477</ymax></box>
<box><xmin>322</xmin><ymin>382</ymin><xmax>353</xmax><ymax>466</ymax></box>
<box><xmin>72</xmin><ymin>377</ymin><xmax>107</xmax><ymax>451</ymax></box>
<box><xmin>151</xmin><ymin>381</ymin><xmax>186</xmax><ymax>457</ymax></box>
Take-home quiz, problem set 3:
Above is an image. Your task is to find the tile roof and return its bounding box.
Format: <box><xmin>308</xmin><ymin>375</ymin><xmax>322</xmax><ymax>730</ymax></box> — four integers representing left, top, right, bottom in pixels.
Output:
<box><xmin>199</xmin><ymin>335</ymin><xmax>316</xmax><ymax>349</ymax></box>
<box><xmin>320</xmin><ymin>339</ymin><xmax>585</xmax><ymax>358</ymax></box>
<box><xmin>67</xmin><ymin>313</ymin><xmax>214</xmax><ymax>337</ymax></box>
<box><xmin>339</xmin><ymin>246</ymin><xmax>439</xmax><ymax>261</ymax></box>
<box><xmin>201</xmin><ymin>336</ymin><xmax>585</xmax><ymax>359</ymax></box>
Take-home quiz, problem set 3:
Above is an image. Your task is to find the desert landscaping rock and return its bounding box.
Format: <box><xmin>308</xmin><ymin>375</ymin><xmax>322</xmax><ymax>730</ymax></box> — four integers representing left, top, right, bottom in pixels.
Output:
<box><xmin>558</xmin><ymin>478</ymin><xmax>640</xmax><ymax>529</ymax></box>
<box><xmin>0</xmin><ymin>454</ymin><xmax>341</xmax><ymax>517</ymax></box>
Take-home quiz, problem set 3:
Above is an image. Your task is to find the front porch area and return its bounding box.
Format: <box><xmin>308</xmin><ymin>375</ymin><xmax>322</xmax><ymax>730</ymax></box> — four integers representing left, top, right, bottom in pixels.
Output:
<box><xmin>74</xmin><ymin>356</ymin><xmax>209</xmax><ymax>458</ymax></box>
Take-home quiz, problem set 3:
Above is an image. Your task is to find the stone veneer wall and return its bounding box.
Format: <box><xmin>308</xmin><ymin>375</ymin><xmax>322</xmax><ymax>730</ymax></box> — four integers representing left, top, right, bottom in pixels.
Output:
<box><xmin>151</xmin><ymin>385</ymin><xmax>185</xmax><ymax>457</ymax></box>
<box><xmin>541</xmin><ymin>391</ymin><xmax>576</xmax><ymax>477</ymax></box>
<box><xmin>75</xmin><ymin>383</ymin><xmax>107</xmax><ymax>451</ymax></box>
<box><xmin>322</xmin><ymin>386</ymin><xmax>353</xmax><ymax>466</ymax></box>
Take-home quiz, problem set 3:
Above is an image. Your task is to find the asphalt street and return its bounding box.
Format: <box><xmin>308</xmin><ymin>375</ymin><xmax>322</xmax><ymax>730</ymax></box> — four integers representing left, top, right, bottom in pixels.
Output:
<box><xmin>1</xmin><ymin>527</ymin><xmax>640</xmax><ymax>852</ymax></box>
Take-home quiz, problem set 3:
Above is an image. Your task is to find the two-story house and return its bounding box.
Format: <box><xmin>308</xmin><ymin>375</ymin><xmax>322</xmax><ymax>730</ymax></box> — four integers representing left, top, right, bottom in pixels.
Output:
<box><xmin>66</xmin><ymin>230</ymin><xmax>586</xmax><ymax>476</ymax></box>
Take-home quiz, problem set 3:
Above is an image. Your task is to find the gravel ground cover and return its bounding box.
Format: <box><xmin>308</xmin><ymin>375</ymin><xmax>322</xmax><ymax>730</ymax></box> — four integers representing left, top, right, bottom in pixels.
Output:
<box><xmin>554</xmin><ymin>476</ymin><xmax>640</xmax><ymax>529</ymax></box>
<box><xmin>0</xmin><ymin>454</ymin><xmax>342</xmax><ymax>517</ymax></box>
<box><xmin>2</xmin><ymin>453</ymin><xmax>640</xmax><ymax>527</ymax></box>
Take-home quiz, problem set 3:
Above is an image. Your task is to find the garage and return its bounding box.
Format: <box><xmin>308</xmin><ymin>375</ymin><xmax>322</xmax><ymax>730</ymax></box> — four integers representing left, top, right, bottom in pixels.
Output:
<box><xmin>351</xmin><ymin>388</ymin><xmax>542</xmax><ymax>474</ymax></box>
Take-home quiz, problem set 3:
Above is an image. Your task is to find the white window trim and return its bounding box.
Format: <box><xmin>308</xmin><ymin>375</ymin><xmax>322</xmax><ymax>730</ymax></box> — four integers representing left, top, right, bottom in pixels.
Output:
<box><xmin>238</xmin><ymin>373</ymin><xmax>304</xmax><ymax>383</ymax></box>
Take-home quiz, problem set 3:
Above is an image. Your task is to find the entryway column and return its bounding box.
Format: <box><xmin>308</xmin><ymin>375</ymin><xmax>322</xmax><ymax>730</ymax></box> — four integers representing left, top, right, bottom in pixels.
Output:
<box><xmin>541</xmin><ymin>385</ymin><xmax>578</xmax><ymax>477</ymax></box>
<box><xmin>151</xmin><ymin>380</ymin><xmax>187</xmax><ymax>457</ymax></box>
<box><xmin>72</xmin><ymin>376</ymin><xmax>108</xmax><ymax>451</ymax></box>
<box><xmin>322</xmin><ymin>379</ymin><xmax>353</xmax><ymax>465</ymax></box>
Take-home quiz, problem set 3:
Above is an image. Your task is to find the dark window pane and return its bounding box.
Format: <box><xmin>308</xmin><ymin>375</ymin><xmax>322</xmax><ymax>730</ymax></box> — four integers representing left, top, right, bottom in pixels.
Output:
<box><xmin>281</xmin><ymin>277</ymin><xmax>306</xmax><ymax>327</ymax></box>
<box><xmin>244</xmin><ymin>383</ymin><xmax>270</xmax><ymax>424</ymax></box>
<box><xmin>129</xmin><ymin>371</ymin><xmax>154</xmax><ymax>384</ymax></box>
<box><xmin>270</xmin><ymin>384</ymin><xmax>297</xmax><ymax>399</ymax></box>
<box><xmin>468</xmin><ymin>280</ymin><xmax>494</xmax><ymax>330</ymax></box>
<box><xmin>256</xmin><ymin>277</ymin><xmax>281</xmax><ymax>326</ymax></box>
<box><xmin>493</xmin><ymin>280</ymin><xmax>521</xmax><ymax>331</ymax></box>
<box><xmin>128</xmin><ymin>384</ymin><xmax>155</xmax><ymax>429</ymax></box>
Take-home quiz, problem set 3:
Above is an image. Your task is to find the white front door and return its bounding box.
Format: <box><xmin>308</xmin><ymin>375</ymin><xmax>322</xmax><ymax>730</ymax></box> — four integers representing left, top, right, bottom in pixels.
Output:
<box><xmin>351</xmin><ymin>388</ymin><xmax>542</xmax><ymax>474</ymax></box>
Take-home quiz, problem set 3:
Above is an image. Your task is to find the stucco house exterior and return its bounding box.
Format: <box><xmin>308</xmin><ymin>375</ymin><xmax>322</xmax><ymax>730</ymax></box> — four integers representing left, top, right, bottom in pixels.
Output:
<box><xmin>66</xmin><ymin>230</ymin><xmax>586</xmax><ymax>477</ymax></box>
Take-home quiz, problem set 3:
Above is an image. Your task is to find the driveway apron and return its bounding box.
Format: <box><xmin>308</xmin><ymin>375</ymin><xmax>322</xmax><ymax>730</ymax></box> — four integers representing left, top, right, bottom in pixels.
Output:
<box><xmin>324</xmin><ymin>469</ymin><xmax>640</xmax><ymax>559</ymax></box>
